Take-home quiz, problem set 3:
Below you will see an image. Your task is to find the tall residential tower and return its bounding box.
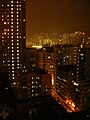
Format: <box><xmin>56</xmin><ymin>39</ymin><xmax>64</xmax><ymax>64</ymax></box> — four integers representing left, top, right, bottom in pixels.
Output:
<box><xmin>0</xmin><ymin>0</ymin><xmax>26</xmax><ymax>82</ymax></box>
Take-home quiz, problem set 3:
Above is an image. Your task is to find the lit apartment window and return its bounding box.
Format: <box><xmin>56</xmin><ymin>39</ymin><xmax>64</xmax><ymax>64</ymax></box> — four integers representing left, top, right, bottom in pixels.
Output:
<box><xmin>32</xmin><ymin>81</ymin><xmax>34</xmax><ymax>84</ymax></box>
<box><xmin>12</xmin><ymin>64</ymin><xmax>14</xmax><ymax>66</ymax></box>
<box><xmin>11</xmin><ymin>8</ymin><xmax>13</xmax><ymax>10</ymax></box>
<box><xmin>32</xmin><ymin>90</ymin><xmax>34</xmax><ymax>92</ymax></box>
<box><xmin>11</xmin><ymin>26</ymin><xmax>13</xmax><ymax>28</ymax></box>
<box><xmin>11</xmin><ymin>15</ymin><xmax>13</xmax><ymax>17</ymax></box>
<box><xmin>12</xmin><ymin>67</ymin><xmax>14</xmax><ymax>69</ymax></box>
<box><xmin>11</xmin><ymin>11</ymin><xmax>13</xmax><ymax>14</ymax></box>
<box><xmin>12</xmin><ymin>74</ymin><xmax>14</xmax><ymax>76</ymax></box>
<box><xmin>11</xmin><ymin>4</ymin><xmax>13</xmax><ymax>7</ymax></box>
<box><xmin>11</xmin><ymin>33</ymin><xmax>13</xmax><ymax>35</ymax></box>
<box><xmin>12</xmin><ymin>61</ymin><xmax>14</xmax><ymax>63</ymax></box>
<box><xmin>3</xmin><ymin>61</ymin><xmax>5</xmax><ymax>63</ymax></box>
<box><xmin>11</xmin><ymin>1</ymin><xmax>13</xmax><ymax>3</ymax></box>
<box><xmin>12</xmin><ymin>50</ymin><xmax>14</xmax><ymax>52</ymax></box>
<box><xmin>4</xmin><ymin>22</ymin><xmax>6</xmax><ymax>24</ymax></box>
<box><xmin>23</xmin><ymin>19</ymin><xmax>25</xmax><ymax>22</ymax></box>
<box><xmin>11</xmin><ymin>18</ymin><xmax>13</xmax><ymax>21</ymax></box>
<box><xmin>7</xmin><ymin>15</ymin><xmax>9</xmax><ymax>17</ymax></box>
<box><xmin>11</xmin><ymin>36</ymin><xmax>14</xmax><ymax>39</ymax></box>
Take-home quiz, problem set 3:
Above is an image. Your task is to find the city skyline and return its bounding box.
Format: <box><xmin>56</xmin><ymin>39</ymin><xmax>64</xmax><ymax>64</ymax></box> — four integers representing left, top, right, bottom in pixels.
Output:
<box><xmin>26</xmin><ymin>0</ymin><xmax>90</xmax><ymax>41</ymax></box>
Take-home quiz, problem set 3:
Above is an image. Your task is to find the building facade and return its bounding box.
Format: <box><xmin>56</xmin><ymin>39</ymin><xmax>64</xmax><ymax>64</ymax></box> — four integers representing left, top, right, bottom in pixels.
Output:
<box><xmin>0</xmin><ymin>0</ymin><xmax>26</xmax><ymax>82</ymax></box>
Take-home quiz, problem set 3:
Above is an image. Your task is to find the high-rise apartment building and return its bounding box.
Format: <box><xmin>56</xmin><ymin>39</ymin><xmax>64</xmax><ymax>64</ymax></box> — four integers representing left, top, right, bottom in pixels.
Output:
<box><xmin>56</xmin><ymin>44</ymin><xmax>90</xmax><ymax>111</ymax></box>
<box><xmin>0</xmin><ymin>0</ymin><xmax>26</xmax><ymax>82</ymax></box>
<box><xmin>38</xmin><ymin>46</ymin><xmax>56</xmax><ymax>87</ymax></box>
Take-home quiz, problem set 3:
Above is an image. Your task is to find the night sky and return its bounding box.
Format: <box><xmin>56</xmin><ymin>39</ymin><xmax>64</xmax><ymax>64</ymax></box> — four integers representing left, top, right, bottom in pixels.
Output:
<box><xmin>26</xmin><ymin>0</ymin><xmax>90</xmax><ymax>40</ymax></box>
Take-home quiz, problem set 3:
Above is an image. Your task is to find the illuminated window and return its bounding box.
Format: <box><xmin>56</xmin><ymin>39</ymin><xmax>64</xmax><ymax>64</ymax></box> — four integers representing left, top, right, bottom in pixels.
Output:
<box><xmin>3</xmin><ymin>61</ymin><xmax>5</xmax><ymax>63</ymax></box>
<box><xmin>11</xmin><ymin>29</ymin><xmax>13</xmax><ymax>31</ymax></box>
<box><xmin>12</xmin><ymin>64</ymin><xmax>14</xmax><ymax>66</ymax></box>
<box><xmin>11</xmin><ymin>8</ymin><xmax>13</xmax><ymax>10</ymax></box>
<box><xmin>12</xmin><ymin>61</ymin><xmax>14</xmax><ymax>63</ymax></box>
<box><xmin>23</xmin><ymin>19</ymin><xmax>25</xmax><ymax>22</ymax></box>
<box><xmin>12</xmin><ymin>74</ymin><xmax>14</xmax><ymax>76</ymax></box>
<box><xmin>11</xmin><ymin>26</ymin><xmax>13</xmax><ymax>28</ymax></box>
<box><xmin>11</xmin><ymin>33</ymin><xmax>13</xmax><ymax>35</ymax></box>
<box><xmin>17</xmin><ymin>43</ymin><xmax>19</xmax><ymax>45</ymax></box>
<box><xmin>7</xmin><ymin>15</ymin><xmax>9</xmax><ymax>17</ymax></box>
<box><xmin>11</xmin><ymin>1</ymin><xmax>13</xmax><ymax>3</ymax></box>
<box><xmin>32</xmin><ymin>90</ymin><xmax>34</xmax><ymax>92</ymax></box>
<box><xmin>4</xmin><ymin>22</ymin><xmax>6</xmax><ymax>24</ymax></box>
<box><xmin>12</xmin><ymin>67</ymin><xmax>14</xmax><ymax>69</ymax></box>
<box><xmin>11</xmin><ymin>4</ymin><xmax>13</xmax><ymax>7</ymax></box>
<box><xmin>11</xmin><ymin>15</ymin><xmax>13</xmax><ymax>17</ymax></box>
<box><xmin>11</xmin><ymin>36</ymin><xmax>13</xmax><ymax>38</ymax></box>
<box><xmin>11</xmin><ymin>11</ymin><xmax>13</xmax><ymax>14</ymax></box>
<box><xmin>17</xmin><ymin>15</ymin><xmax>19</xmax><ymax>17</ymax></box>
<box><xmin>12</xmin><ymin>50</ymin><xmax>14</xmax><ymax>52</ymax></box>
<box><xmin>17</xmin><ymin>50</ymin><xmax>19</xmax><ymax>52</ymax></box>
